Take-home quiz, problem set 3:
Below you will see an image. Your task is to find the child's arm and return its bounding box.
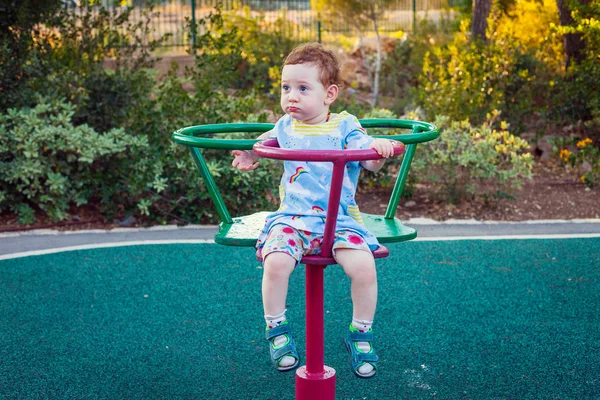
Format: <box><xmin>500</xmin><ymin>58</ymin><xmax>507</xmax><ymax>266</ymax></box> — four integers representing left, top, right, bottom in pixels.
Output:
<box><xmin>231</xmin><ymin>130</ymin><xmax>272</xmax><ymax>171</ymax></box>
<box><xmin>360</xmin><ymin>138</ymin><xmax>395</xmax><ymax>172</ymax></box>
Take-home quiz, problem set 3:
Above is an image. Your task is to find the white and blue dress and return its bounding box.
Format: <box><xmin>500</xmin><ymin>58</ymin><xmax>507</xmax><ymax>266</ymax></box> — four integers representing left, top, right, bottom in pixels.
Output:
<box><xmin>256</xmin><ymin>111</ymin><xmax>380</xmax><ymax>252</ymax></box>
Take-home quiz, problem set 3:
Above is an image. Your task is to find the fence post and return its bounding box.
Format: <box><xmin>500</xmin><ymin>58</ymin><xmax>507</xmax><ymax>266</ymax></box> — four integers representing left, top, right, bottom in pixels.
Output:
<box><xmin>317</xmin><ymin>20</ymin><xmax>322</xmax><ymax>43</ymax></box>
<box><xmin>412</xmin><ymin>0</ymin><xmax>417</xmax><ymax>32</ymax></box>
<box><xmin>191</xmin><ymin>0</ymin><xmax>197</xmax><ymax>54</ymax></box>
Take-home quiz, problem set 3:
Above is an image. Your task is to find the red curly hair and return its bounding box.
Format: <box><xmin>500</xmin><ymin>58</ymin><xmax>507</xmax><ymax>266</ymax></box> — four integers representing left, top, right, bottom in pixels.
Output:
<box><xmin>283</xmin><ymin>42</ymin><xmax>341</xmax><ymax>87</ymax></box>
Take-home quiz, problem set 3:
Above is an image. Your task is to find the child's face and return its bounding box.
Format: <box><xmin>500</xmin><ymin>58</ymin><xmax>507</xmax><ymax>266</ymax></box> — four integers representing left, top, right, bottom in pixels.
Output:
<box><xmin>280</xmin><ymin>63</ymin><xmax>338</xmax><ymax>124</ymax></box>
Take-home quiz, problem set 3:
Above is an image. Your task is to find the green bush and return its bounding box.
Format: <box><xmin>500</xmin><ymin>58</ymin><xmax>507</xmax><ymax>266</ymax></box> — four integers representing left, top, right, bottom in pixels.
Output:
<box><xmin>36</xmin><ymin>3</ymin><xmax>161</xmax><ymax>132</ymax></box>
<box><xmin>550</xmin><ymin>58</ymin><xmax>600</xmax><ymax>128</ymax></box>
<box><xmin>219</xmin><ymin>7</ymin><xmax>300</xmax><ymax>92</ymax></box>
<box><xmin>355</xmin><ymin>108</ymin><xmax>404</xmax><ymax>189</ymax></box>
<box><xmin>411</xmin><ymin>110</ymin><xmax>534</xmax><ymax>203</ymax></box>
<box><xmin>547</xmin><ymin>0</ymin><xmax>600</xmax><ymax>181</ymax></box>
<box><xmin>555</xmin><ymin>137</ymin><xmax>600</xmax><ymax>188</ymax></box>
<box><xmin>0</xmin><ymin>36</ymin><xmax>54</xmax><ymax>113</ymax></box>
<box><xmin>0</xmin><ymin>0</ymin><xmax>64</xmax><ymax>112</ymax></box>
<box><xmin>0</xmin><ymin>98</ymin><xmax>150</xmax><ymax>224</ymax></box>
<box><xmin>380</xmin><ymin>16</ymin><xmax>459</xmax><ymax>115</ymax></box>
<box><xmin>0</xmin><ymin>4</ymin><xmax>288</xmax><ymax>225</ymax></box>
<box><xmin>379</xmin><ymin>39</ymin><xmax>416</xmax><ymax>114</ymax></box>
<box><xmin>137</xmin><ymin>70</ymin><xmax>280</xmax><ymax>223</ymax></box>
<box><xmin>417</xmin><ymin>20</ymin><xmax>542</xmax><ymax>128</ymax></box>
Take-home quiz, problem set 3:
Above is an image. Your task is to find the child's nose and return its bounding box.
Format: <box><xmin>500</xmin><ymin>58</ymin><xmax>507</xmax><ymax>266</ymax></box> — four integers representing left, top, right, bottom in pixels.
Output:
<box><xmin>288</xmin><ymin>90</ymin><xmax>299</xmax><ymax>102</ymax></box>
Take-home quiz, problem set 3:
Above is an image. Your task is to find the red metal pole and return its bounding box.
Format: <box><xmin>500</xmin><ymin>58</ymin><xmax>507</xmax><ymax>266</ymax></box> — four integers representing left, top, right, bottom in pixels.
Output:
<box><xmin>320</xmin><ymin>161</ymin><xmax>345</xmax><ymax>257</ymax></box>
<box><xmin>295</xmin><ymin>160</ymin><xmax>346</xmax><ymax>400</ymax></box>
<box><xmin>305</xmin><ymin>263</ymin><xmax>325</xmax><ymax>373</ymax></box>
<box><xmin>295</xmin><ymin>263</ymin><xmax>336</xmax><ymax>400</ymax></box>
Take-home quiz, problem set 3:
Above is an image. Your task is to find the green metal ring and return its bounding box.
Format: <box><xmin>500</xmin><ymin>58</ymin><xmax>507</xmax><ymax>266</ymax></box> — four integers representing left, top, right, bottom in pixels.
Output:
<box><xmin>171</xmin><ymin>119</ymin><xmax>439</xmax><ymax>150</ymax></box>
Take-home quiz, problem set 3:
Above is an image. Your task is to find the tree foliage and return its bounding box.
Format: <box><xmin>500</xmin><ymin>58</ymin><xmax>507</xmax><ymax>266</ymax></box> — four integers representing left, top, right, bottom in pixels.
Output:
<box><xmin>0</xmin><ymin>0</ymin><xmax>63</xmax><ymax>39</ymax></box>
<box><xmin>555</xmin><ymin>0</ymin><xmax>593</xmax><ymax>68</ymax></box>
<box><xmin>311</xmin><ymin>0</ymin><xmax>397</xmax><ymax>106</ymax></box>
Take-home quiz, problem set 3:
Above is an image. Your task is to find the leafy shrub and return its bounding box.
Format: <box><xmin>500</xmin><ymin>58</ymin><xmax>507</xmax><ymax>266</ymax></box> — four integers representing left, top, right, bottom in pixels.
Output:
<box><xmin>0</xmin><ymin>98</ymin><xmax>150</xmax><ymax>224</ymax></box>
<box><xmin>380</xmin><ymin>16</ymin><xmax>459</xmax><ymax>115</ymax></box>
<box><xmin>0</xmin><ymin>0</ymin><xmax>64</xmax><ymax>112</ymax></box>
<box><xmin>35</xmin><ymin>2</ymin><xmax>161</xmax><ymax>132</ymax></box>
<box><xmin>555</xmin><ymin>137</ymin><xmax>600</xmax><ymax>187</ymax></box>
<box><xmin>356</xmin><ymin>108</ymin><xmax>404</xmax><ymax>189</ymax></box>
<box><xmin>137</xmin><ymin>69</ymin><xmax>279</xmax><ymax>224</ymax></box>
<box><xmin>219</xmin><ymin>6</ymin><xmax>300</xmax><ymax>92</ymax></box>
<box><xmin>411</xmin><ymin>110</ymin><xmax>534</xmax><ymax>203</ymax></box>
<box><xmin>0</xmin><ymin>3</ymin><xmax>287</xmax><ymax>224</ymax></box>
<box><xmin>75</xmin><ymin>68</ymin><xmax>157</xmax><ymax>133</ymax></box>
<box><xmin>550</xmin><ymin>2</ymin><xmax>600</xmax><ymax>128</ymax></box>
<box><xmin>379</xmin><ymin>37</ymin><xmax>417</xmax><ymax>114</ymax></box>
<box><xmin>0</xmin><ymin>41</ymin><xmax>53</xmax><ymax>113</ymax></box>
<box><xmin>494</xmin><ymin>0</ymin><xmax>564</xmax><ymax>71</ymax></box>
<box><xmin>549</xmin><ymin>58</ymin><xmax>600</xmax><ymax>129</ymax></box>
<box><xmin>417</xmin><ymin>12</ymin><xmax>560</xmax><ymax>131</ymax></box>
<box><xmin>418</xmin><ymin>20</ymin><xmax>523</xmax><ymax>126</ymax></box>
<box><xmin>331</xmin><ymin>95</ymin><xmax>373</xmax><ymax>119</ymax></box>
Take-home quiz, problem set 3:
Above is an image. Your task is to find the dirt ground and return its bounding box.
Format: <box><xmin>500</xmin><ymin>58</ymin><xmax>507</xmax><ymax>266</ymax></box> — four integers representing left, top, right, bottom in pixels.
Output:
<box><xmin>1</xmin><ymin>159</ymin><xmax>598</xmax><ymax>233</ymax></box>
<box><xmin>357</xmin><ymin>158</ymin><xmax>600</xmax><ymax>221</ymax></box>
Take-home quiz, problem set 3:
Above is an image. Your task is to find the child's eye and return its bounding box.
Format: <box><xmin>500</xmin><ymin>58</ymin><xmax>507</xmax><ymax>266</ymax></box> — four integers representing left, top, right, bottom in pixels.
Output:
<box><xmin>300</xmin><ymin>86</ymin><xmax>308</xmax><ymax>92</ymax></box>
<box><xmin>282</xmin><ymin>84</ymin><xmax>290</xmax><ymax>91</ymax></box>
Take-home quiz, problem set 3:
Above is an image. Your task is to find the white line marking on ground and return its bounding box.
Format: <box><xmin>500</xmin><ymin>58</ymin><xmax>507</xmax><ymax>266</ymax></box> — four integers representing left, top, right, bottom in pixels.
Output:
<box><xmin>406</xmin><ymin>218</ymin><xmax>600</xmax><ymax>225</ymax></box>
<box><xmin>414</xmin><ymin>233</ymin><xmax>600</xmax><ymax>241</ymax></box>
<box><xmin>0</xmin><ymin>240</ymin><xmax>214</xmax><ymax>261</ymax></box>
<box><xmin>1</xmin><ymin>234</ymin><xmax>599</xmax><ymax>261</ymax></box>
<box><xmin>0</xmin><ymin>225</ymin><xmax>218</xmax><ymax>238</ymax></box>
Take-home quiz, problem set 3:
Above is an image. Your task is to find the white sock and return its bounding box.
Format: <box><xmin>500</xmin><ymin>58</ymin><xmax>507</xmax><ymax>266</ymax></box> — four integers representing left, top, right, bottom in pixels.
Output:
<box><xmin>352</xmin><ymin>318</ymin><xmax>374</xmax><ymax>375</ymax></box>
<box><xmin>265</xmin><ymin>310</ymin><xmax>296</xmax><ymax>368</ymax></box>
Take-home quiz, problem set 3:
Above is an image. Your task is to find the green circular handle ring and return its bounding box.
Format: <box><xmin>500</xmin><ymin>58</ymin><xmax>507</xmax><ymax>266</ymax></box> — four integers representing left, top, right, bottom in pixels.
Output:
<box><xmin>171</xmin><ymin>119</ymin><xmax>439</xmax><ymax>150</ymax></box>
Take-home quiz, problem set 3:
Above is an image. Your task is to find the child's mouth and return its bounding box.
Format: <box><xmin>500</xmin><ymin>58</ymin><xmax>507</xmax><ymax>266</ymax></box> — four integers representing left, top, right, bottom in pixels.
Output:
<box><xmin>288</xmin><ymin>107</ymin><xmax>299</xmax><ymax>112</ymax></box>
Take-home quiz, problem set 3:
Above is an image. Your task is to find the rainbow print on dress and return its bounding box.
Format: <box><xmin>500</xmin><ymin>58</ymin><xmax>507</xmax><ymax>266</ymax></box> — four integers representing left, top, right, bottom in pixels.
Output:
<box><xmin>312</xmin><ymin>206</ymin><xmax>326</xmax><ymax>222</ymax></box>
<box><xmin>289</xmin><ymin>166</ymin><xmax>308</xmax><ymax>183</ymax></box>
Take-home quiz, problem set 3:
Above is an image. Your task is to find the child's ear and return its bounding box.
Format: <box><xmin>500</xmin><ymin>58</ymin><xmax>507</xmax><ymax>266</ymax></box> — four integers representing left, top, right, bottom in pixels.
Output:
<box><xmin>324</xmin><ymin>84</ymin><xmax>339</xmax><ymax>105</ymax></box>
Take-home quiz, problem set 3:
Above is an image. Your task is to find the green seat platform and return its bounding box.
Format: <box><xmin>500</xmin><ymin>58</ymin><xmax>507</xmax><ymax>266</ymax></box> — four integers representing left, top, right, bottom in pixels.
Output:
<box><xmin>215</xmin><ymin>211</ymin><xmax>416</xmax><ymax>247</ymax></box>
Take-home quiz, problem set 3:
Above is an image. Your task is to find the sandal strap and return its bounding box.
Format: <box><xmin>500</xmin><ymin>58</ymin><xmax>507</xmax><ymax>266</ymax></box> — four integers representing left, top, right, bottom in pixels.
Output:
<box><xmin>351</xmin><ymin>349</ymin><xmax>379</xmax><ymax>364</ymax></box>
<box><xmin>271</xmin><ymin>340</ymin><xmax>296</xmax><ymax>360</ymax></box>
<box><xmin>265</xmin><ymin>324</ymin><xmax>291</xmax><ymax>340</ymax></box>
<box><xmin>347</xmin><ymin>329</ymin><xmax>374</xmax><ymax>342</ymax></box>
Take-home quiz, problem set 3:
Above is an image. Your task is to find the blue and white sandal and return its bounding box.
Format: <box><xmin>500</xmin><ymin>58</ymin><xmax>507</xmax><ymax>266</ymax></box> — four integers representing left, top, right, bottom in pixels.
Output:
<box><xmin>265</xmin><ymin>322</ymin><xmax>300</xmax><ymax>371</ymax></box>
<box><xmin>344</xmin><ymin>326</ymin><xmax>379</xmax><ymax>378</ymax></box>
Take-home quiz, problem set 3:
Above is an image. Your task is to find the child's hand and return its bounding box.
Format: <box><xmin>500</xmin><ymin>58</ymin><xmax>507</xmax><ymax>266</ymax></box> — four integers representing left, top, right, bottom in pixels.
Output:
<box><xmin>232</xmin><ymin>150</ymin><xmax>259</xmax><ymax>171</ymax></box>
<box><xmin>361</xmin><ymin>139</ymin><xmax>395</xmax><ymax>172</ymax></box>
<box><xmin>370</xmin><ymin>138</ymin><xmax>395</xmax><ymax>158</ymax></box>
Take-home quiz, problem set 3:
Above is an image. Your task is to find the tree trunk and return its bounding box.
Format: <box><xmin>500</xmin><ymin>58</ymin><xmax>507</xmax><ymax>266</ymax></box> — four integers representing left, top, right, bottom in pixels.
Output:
<box><xmin>471</xmin><ymin>0</ymin><xmax>492</xmax><ymax>41</ymax></box>
<box><xmin>556</xmin><ymin>0</ymin><xmax>589</xmax><ymax>69</ymax></box>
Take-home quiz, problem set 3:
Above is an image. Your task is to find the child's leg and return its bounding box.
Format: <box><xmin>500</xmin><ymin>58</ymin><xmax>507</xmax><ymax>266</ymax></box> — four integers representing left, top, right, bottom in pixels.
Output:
<box><xmin>262</xmin><ymin>252</ymin><xmax>296</xmax><ymax>316</ymax></box>
<box><xmin>262</xmin><ymin>252</ymin><xmax>298</xmax><ymax>370</ymax></box>
<box><xmin>335</xmin><ymin>248</ymin><xmax>378</xmax><ymax>377</ymax></box>
<box><xmin>334</xmin><ymin>249</ymin><xmax>377</xmax><ymax>321</ymax></box>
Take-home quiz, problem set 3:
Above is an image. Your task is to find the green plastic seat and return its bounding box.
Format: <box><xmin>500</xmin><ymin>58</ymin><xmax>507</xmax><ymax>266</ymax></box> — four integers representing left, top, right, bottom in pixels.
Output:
<box><xmin>213</xmin><ymin>212</ymin><xmax>417</xmax><ymax>247</ymax></box>
<box><xmin>171</xmin><ymin>119</ymin><xmax>439</xmax><ymax>247</ymax></box>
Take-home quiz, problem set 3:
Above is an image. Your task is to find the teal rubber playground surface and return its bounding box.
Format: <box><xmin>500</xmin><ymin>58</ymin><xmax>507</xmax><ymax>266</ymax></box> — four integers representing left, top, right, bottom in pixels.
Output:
<box><xmin>1</xmin><ymin>238</ymin><xmax>599</xmax><ymax>399</ymax></box>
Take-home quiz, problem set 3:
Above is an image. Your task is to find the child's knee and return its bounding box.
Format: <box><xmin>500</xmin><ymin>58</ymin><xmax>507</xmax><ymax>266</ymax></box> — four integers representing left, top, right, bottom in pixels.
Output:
<box><xmin>336</xmin><ymin>249</ymin><xmax>377</xmax><ymax>281</ymax></box>
<box><xmin>263</xmin><ymin>252</ymin><xmax>296</xmax><ymax>280</ymax></box>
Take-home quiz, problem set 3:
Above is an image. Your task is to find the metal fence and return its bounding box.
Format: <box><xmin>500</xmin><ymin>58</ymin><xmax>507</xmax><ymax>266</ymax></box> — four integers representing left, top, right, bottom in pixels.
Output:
<box><xmin>72</xmin><ymin>0</ymin><xmax>452</xmax><ymax>48</ymax></box>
